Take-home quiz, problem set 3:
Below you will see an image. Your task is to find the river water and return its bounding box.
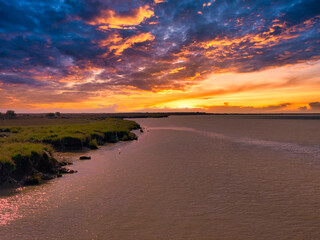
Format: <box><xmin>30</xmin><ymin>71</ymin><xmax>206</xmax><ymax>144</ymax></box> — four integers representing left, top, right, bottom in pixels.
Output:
<box><xmin>0</xmin><ymin>115</ymin><xmax>320</xmax><ymax>239</ymax></box>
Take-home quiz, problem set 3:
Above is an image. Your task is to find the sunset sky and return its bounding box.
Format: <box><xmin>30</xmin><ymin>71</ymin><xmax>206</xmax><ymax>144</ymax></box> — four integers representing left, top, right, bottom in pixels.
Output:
<box><xmin>0</xmin><ymin>0</ymin><xmax>319</xmax><ymax>113</ymax></box>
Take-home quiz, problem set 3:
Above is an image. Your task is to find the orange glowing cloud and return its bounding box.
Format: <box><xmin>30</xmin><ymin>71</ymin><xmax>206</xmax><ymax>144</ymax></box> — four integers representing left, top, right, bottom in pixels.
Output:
<box><xmin>101</xmin><ymin>32</ymin><xmax>155</xmax><ymax>55</ymax></box>
<box><xmin>181</xmin><ymin>17</ymin><xmax>318</xmax><ymax>64</ymax></box>
<box><xmin>87</xmin><ymin>5</ymin><xmax>154</xmax><ymax>29</ymax></box>
<box><xmin>154</xmin><ymin>0</ymin><xmax>166</xmax><ymax>4</ymax></box>
<box><xmin>98</xmin><ymin>33</ymin><xmax>123</xmax><ymax>47</ymax></box>
<box><xmin>169</xmin><ymin>66</ymin><xmax>186</xmax><ymax>74</ymax></box>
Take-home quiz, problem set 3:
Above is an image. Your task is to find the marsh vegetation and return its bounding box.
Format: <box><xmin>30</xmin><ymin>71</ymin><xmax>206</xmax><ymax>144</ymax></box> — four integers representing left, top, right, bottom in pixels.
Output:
<box><xmin>0</xmin><ymin>117</ymin><xmax>140</xmax><ymax>186</ymax></box>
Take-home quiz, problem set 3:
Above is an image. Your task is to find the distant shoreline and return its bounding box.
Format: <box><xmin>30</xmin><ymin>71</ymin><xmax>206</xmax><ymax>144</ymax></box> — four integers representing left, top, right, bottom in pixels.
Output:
<box><xmin>1</xmin><ymin>112</ymin><xmax>319</xmax><ymax>126</ymax></box>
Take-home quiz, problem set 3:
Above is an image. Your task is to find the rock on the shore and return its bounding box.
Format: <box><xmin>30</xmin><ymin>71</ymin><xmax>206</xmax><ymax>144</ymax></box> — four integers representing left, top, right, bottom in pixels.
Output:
<box><xmin>41</xmin><ymin>174</ymin><xmax>56</xmax><ymax>180</ymax></box>
<box><xmin>59</xmin><ymin>161</ymin><xmax>73</xmax><ymax>166</ymax></box>
<box><xmin>60</xmin><ymin>168</ymin><xmax>77</xmax><ymax>174</ymax></box>
<box><xmin>80</xmin><ymin>156</ymin><xmax>91</xmax><ymax>160</ymax></box>
<box><xmin>23</xmin><ymin>174</ymin><xmax>41</xmax><ymax>186</ymax></box>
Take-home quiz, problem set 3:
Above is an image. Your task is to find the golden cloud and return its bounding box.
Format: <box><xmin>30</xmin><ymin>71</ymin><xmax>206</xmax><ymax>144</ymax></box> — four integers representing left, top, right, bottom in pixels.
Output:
<box><xmin>87</xmin><ymin>5</ymin><xmax>154</xmax><ymax>29</ymax></box>
<box><xmin>154</xmin><ymin>0</ymin><xmax>166</xmax><ymax>4</ymax></box>
<box><xmin>180</xmin><ymin>17</ymin><xmax>318</xmax><ymax>63</ymax></box>
<box><xmin>101</xmin><ymin>32</ymin><xmax>155</xmax><ymax>56</ymax></box>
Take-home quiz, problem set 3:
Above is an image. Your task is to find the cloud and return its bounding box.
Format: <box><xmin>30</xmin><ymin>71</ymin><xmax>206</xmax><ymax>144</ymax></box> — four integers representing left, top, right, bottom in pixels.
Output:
<box><xmin>86</xmin><ymin>4</ymin><xmax>154</xmax><ymax>29</ymax></box>
<box><xmin>0</xmin><ymin>74</ymin><xmax>47</xmax><ymax>86</ymax></box>
<box><xmin>309</xmin><ymin>102</ymin><xmax>320</xmax><ymax>110</ymax></box>
<box><xmin>299</xmin><ymin>106</ymin><xmax>308</xmax><ymax>111</ymax></box>
<box><xmin>105</xmin><ymin>32</ymin><xmax>155</xmax><ymax>55</ymax></box>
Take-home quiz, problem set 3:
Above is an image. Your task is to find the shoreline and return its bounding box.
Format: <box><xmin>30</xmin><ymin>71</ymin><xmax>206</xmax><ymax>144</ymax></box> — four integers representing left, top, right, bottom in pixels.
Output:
<box><xmin>0</xmin><ymin>119</ymin><xmax>142</xmax><ymax>188</ymax></box>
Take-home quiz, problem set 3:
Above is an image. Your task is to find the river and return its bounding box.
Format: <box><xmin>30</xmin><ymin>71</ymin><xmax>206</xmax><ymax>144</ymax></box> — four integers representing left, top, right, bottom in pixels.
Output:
<box><xmin>1</xmin><ymin>115</ymin><xmax>320</xmax><ymax>239</ymax></box>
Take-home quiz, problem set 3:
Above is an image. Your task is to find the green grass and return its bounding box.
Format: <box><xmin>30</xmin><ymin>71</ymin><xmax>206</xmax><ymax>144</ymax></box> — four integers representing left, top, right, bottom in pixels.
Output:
<box><xmin>0</xmin><ymin>118</ymin><xmax>140</xmax><ymax>178</ymax></box>
<box><xmin>0</xmin><ymin>118</ymin><xmax>139</xmax><ymax>147</ymax></box>
<box><xmin>0</xmin><ymin>143</ymin><xmax>53</xmax><ymax>171</ymax></box>
<box><xmin>0</xmin><ymin>118</ymin><xmax>140</xmax><ymax>185</ymax></box>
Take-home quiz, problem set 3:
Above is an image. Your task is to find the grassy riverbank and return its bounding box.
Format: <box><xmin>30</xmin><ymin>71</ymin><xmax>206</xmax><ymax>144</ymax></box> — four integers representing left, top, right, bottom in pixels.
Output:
<box><xmin>0</xmin><ymin>118</ymin><xmax>140</xmax><ymax>186</ymax></box>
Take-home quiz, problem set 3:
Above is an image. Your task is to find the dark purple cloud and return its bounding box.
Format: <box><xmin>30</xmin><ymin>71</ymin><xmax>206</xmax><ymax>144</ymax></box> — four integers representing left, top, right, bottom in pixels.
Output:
<box><xmin>309</xmin><ymin>102</ymin><xmax>320</xmax><ymax>110</ymax></box>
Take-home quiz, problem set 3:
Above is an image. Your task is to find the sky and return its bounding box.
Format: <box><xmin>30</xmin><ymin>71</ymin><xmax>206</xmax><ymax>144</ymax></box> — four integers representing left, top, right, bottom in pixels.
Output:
<box><xmin>0</xmin><ymin>0</ymin><xmax>319</xmax><ymax>113</ymax></box>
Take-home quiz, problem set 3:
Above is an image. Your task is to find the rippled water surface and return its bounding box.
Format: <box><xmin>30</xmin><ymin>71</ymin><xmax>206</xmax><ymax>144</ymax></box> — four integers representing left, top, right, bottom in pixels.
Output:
<box><xmin>1</xmin><ymin>115</ymin><xmax>320</xmax><ymax>239</ymax></box>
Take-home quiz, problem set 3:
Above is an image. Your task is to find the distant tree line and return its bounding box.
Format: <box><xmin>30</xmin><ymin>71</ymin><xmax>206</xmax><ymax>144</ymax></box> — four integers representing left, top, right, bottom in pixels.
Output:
<box><xmin>0</xmin><ymin>111</ymin><xmax>63</xmax><ymax>119</ymax></box>
<box><xmin>45</xmin><ymin>112</ymin><xmax>61</xmax><ymax>118</ymax></box>
<box><xmin>0</xmin><ymin>110</ymin><xmax>17</xmax><ymax>119</ymax></box>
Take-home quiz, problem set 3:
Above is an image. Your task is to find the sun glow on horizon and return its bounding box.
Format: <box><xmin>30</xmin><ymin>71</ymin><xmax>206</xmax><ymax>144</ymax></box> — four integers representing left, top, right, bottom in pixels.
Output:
<box><xmin>4</xmin><ymin>60</ymin><xmax>318</xmax><ymax>114</ymax></box>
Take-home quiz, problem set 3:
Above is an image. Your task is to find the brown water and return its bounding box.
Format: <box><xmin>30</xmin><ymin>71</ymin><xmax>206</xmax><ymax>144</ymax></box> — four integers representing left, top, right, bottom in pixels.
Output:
<box><xmin>0</xmin><ymin>115</ymin><xmax>320</xmax><ymax>239</ymax></box>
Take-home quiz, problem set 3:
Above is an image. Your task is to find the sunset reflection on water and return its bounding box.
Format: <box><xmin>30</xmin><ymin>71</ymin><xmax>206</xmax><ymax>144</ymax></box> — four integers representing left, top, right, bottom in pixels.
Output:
<box><xmin>0</xmin><ymin>193</ymin><xmax>23</xmax><ymax>225</ymax></box>
<box><xmin>0</xmin><ymin>186</ymin><xmax>51</xmax><ymax>226</ymax></box>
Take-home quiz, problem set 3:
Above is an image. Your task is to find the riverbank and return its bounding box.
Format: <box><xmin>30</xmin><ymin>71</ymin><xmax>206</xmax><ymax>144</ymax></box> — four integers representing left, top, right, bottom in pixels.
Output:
<box><xmin>0</xmin><ymin>118</ymin><xmax>140</xmax><ymax>187</ymax></box>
